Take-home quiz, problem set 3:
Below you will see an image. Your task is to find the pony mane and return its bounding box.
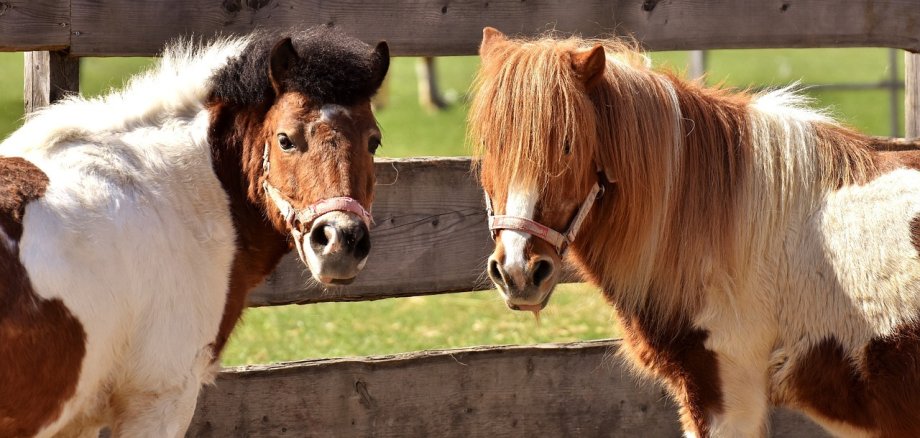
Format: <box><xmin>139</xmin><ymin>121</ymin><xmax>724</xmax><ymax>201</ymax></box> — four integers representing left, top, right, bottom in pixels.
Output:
<box><xmin>209</xmin><ymin>26</ymin><xmax>385</xmax><ymax>107</ymax></box>
<box><xmin>470</xmin><ymin>34</ymin><xmax>649</xmax><ymax>202</ymax></box>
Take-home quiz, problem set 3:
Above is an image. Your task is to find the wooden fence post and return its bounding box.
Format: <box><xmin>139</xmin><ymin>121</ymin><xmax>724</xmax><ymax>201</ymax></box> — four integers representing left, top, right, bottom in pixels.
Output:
<box><xmin>907</xmin><ymin>52</ymin><xmax>920</xmax><ymax>138</ymax></box>
<box><xmin>688</xmin><ymin>50</ymin><xmax>708</xmax><ymax>80</ymax></box>
<box><xmin>24</xmin><ymin>51</ymin><xmax>80</xmax><ymax>114</ymax></box>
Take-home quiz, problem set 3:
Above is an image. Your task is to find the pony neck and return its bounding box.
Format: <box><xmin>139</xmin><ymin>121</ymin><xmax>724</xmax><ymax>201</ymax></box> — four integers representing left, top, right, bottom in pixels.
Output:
<box><xmin>206</xmin><ymin>100</ymin><xmax>291</xmax><ymax>354</ymax></box>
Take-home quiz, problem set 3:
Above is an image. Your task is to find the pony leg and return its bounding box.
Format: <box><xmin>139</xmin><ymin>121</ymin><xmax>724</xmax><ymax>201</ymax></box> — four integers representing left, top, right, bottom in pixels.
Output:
<box><xmin>109</xmin><ymin>381</ymin><xmax>201</xmax><ymax>438</ymax></box>
<box><xmin>706</xmin><ymin>361</ymin><xmax>770</xmax><ymax>437</ymax></box>
<box><xmin>110</xmin><ymin>345</ymin><xmax>215</xmax><ymax>438</ymax></box>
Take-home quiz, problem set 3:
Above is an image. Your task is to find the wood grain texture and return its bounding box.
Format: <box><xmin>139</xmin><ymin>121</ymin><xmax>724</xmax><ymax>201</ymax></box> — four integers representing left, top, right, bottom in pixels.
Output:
<box><xmin>0</xmin><ymin>0</ymin><xmax>69</xmax><ymax>52</ymax></box>
<box><xmin>247</xmin><ymin>157</ymin><xmax>582</xmax><ymax>307</ymax></box>
<box><xmin>908</xmin><ymin>52</ymin><xmax>920</xmax><ymax>139</ymax></box>
<box><xmin>24</xmin><ymin>51</ymin><xmax>80</xmax><ymax>114</ymax></box>
<box><xmin>189</xmin><ymin>341</ymin><xmax>829</xmax><ymax>437</ymax></box>
<box><xmin>67</xmin><ymin>0</ymin><xmax>920</xmax><ymax>57</ymax></box>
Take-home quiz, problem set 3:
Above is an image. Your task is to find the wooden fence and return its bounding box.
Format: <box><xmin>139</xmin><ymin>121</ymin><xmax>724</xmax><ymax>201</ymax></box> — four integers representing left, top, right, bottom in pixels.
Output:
<box><xmin>3</xmin><ymin>1</ymin><xmax>920</xmax><ymax>436</ymax></box>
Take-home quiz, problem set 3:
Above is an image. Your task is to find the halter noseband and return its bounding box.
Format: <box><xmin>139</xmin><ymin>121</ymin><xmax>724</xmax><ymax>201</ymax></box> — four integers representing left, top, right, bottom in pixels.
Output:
<box><xmin>261</xmin><ymin>143</ymin><xmax>373</xmax><ymax>261</ymax></box>
<box><xmin>484</xmin><ymin>174</ymin><xmax>606</xmax><ymax>256</ymax></box>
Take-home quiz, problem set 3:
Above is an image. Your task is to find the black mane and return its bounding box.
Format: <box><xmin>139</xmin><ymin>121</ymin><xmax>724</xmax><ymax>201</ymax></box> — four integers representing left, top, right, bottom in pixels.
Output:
<box><xmin>209</xmin><ymin>26</ymin><xmax>385</xmax><ymax>107</ymax></box>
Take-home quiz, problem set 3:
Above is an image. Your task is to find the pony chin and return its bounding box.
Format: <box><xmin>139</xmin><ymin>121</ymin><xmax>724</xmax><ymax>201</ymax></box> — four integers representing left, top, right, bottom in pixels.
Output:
<box><xmin>299</xmin><ymin>211</ymin><xmax>370</xmax><ymax>285</ymax></box>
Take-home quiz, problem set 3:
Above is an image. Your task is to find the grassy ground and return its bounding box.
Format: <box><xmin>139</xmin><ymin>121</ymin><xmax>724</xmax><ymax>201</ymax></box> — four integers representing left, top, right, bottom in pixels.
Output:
<box><xmin>0</xmin><ymin>48</ymin><xmax>907</xmax><ymax>365</ymax></box>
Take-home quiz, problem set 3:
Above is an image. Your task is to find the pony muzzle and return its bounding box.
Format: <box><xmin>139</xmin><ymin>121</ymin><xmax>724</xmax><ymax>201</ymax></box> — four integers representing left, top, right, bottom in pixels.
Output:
<box><xmin>487</xmin><ymin>254</ymin><xmax>558</xmax><ymax>311</ymax></box>
<box><xmin>299</xmin><ymin>211</ymin><xmax>371</xmax><ymax>285</ymax></box>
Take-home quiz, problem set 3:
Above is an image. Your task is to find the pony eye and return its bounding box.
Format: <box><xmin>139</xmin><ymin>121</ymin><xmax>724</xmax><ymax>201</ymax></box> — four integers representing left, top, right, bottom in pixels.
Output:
<box><xmin>563</xmin><ymin>140</ymin><xmax>572</xmax><ymax>155</ymax></box>
<box><xmin>278</xmin><ymin>133</ymin><xmax>295</xmax><ymax>151</ymax></box>
<box><xmin>368</xmin><ymin>136</ymin><xmax>382</xmax><ymax>155</ymax></box>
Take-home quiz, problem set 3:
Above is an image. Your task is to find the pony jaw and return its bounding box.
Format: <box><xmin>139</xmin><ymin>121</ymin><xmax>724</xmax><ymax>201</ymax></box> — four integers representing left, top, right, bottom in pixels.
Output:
<box><xmin>298</xmin><ymin>211</ymin><xmax>370</xmax><ymax>285</ymax></box>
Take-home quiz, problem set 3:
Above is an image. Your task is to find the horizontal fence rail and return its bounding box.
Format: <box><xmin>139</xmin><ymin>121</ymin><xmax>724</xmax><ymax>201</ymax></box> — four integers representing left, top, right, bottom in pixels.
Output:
<box><xmin>188</xmin><ymin>340</ymin><xmax>830</xmax><ymax>437</ymax></box>
<box><xmin>2</xmin><ymin>0</ymin><xmax>920</xmax><ymax>56</ymax></box>
<box><xmin>249</xmin><ymin>139</ymin><xmax>920</xmax><ymax>307</ymax></box>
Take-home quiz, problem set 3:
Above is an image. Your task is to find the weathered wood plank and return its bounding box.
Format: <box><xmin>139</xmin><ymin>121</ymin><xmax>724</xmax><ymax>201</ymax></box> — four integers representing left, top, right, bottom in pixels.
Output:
<box><xmin>247</xmin><ymin>157</ymin><xmax>582</xmax><ymax>307</ymax></box>
<box><xmin>0</xmin><ymin>0</ymin><xmax>69</xmax><ymax>52</ymax></box>
<box><xmin>69</xmin><ymin>0</ymin><xmax>920</xmax><ymax>57</ymax></box>
<box><xmin>908</xmin><ymin>52</ymin><xmax>920</xmax><ymax>139</ymax></box>
<box><xmin>24</xmin><ymin>51</ymin><xmax>80</xmax><ymax>113</ymax></box>
<box><xmin>188</xmin><ymin>340</ymin><xmax>829</xmax><ymax>437</ymax></box>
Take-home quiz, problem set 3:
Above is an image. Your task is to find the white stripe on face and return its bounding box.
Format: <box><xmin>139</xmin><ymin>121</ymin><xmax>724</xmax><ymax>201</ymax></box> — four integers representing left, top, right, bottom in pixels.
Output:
<box><xmin>500</xmin><ymin>186</ymin><xmax>538</xmax><ymax>282</ymax></box>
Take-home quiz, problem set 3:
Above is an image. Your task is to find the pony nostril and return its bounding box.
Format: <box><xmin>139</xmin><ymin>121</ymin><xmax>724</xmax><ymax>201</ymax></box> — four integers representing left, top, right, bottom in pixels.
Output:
<box><xmin>488</xmin><ymin>259</ymin><xmax>505</xmax><ymax>287</ymax></box>
<box><xmin>353</xmin><ymin>224</ymin><xmax>371</xmax><ymax>259</ymax></box>
<box><xmin>310</xmin><ymin>224</ymin><xmax>334</xmax><ymax>251</ymax></box>
<box><xmin>532</xmin><ymin>259</ymin><xmax>554</xmax><ymax>287</ymax></box>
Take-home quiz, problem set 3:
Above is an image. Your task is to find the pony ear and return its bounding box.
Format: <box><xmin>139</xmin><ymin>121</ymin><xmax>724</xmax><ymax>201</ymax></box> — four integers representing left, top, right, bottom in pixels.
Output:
<box><xmin>571</xmin><ymin>44</ymin><xmax>606</xmax><ymax>88</ymax></box>
<box><xmin>370</xmin><ymin>41</ymin><xmax>390</xmax><ymax>91</ymax></box>
<box><xmin>269</xmin><ymin>37</ymin><xmax>299</xmax><ymax>95</ymax></box>
<box><xmin>480</xmin><ymin>27</ymin><xmax>506</xmax><ymax>58</ymax></box>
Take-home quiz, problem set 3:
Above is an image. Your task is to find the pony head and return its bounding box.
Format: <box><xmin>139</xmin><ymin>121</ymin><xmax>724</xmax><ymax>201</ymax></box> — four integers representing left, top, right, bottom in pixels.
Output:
<box><xmin>210</xmin><ymin>29</ymin><xmax>389</xmax><ymax>285</ymax></box>
<box><xmin>471</xmin><ymin>27</ymin><xmax>611</xmax><ymax>311</ymax></box>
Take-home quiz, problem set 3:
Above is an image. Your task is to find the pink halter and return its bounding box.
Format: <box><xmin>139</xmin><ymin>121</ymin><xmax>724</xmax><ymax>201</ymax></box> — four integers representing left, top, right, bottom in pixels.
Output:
<box><xmin>261</xmin><ymin>143</ymin><xmax>373</xmax><ymax>260</ymax></box>
<box><xmin>484</xmin><ymin>176</ymin><xmax>605</xmax><ymax>255</ymax></box>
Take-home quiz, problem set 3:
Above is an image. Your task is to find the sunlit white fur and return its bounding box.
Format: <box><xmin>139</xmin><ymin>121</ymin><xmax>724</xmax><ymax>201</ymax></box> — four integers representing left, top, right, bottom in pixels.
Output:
<box><xmin>499</xmin><ymin>186</ymin><xmax>538</xmax><ymax>293</ymax></box>
<box><xmin>689</xmin><ymin>88</ymin><xmax>920</xmax><ymax>436</ymax></box>
<box><xmin>0</xmin><ymin>36</ymin><xmax>251</xmax><ymax>437</ymax></box>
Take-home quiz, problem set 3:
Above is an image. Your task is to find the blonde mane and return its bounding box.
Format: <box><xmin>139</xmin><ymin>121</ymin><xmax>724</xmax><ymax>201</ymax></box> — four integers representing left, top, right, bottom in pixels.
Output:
<box><xmin>471</xmin><ymin>33</ymin><xmax>879</xmax><ymax>318</ymax></box>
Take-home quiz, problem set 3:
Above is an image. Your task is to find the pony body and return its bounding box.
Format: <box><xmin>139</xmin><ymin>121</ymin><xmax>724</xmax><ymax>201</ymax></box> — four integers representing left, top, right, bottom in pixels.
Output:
<box><xmin>473</xmin><ymin>28</ymin><xmax>920</xmax><ymax>437</ymax></box>
<box><xmin>0</xmin><ymin>28</ymin><xmax>387</xmax><ymax>437</ymax></box>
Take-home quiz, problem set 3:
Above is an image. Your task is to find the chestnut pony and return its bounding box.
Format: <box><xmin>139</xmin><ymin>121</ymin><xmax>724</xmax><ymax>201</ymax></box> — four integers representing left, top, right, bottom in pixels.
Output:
<box><xmin>472</xmin><ymin>27</ymin><xmax>920</xmax><ymax>437</ymax></box>
<box><xmin>0</xmin><ymin>27</ymin><xmax>387</xmax><ymax>436</ymax></box>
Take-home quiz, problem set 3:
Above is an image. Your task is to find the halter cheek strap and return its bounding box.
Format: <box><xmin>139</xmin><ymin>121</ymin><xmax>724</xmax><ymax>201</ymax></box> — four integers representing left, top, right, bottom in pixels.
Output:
<box><xmin>484</xmin><ymin>177</ymin><xmax>605</xmax><ymax>256</ymax></box>
<box><xmin>261</xmin><ymin>143</ymin><xmax>373</xmax><ymax>260</ymax></box>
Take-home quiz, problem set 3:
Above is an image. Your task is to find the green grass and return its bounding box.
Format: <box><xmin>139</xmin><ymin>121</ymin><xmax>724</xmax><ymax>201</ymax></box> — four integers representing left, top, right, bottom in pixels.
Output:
<box><xmin>222</xmin><ymin>285</ymin><xmax>616</xmax><ymax>365</ymax></box>
<box><xmin>0</xmin><ymin>47</ymin><xmax>909</xmax><ymax>365</ymax></box>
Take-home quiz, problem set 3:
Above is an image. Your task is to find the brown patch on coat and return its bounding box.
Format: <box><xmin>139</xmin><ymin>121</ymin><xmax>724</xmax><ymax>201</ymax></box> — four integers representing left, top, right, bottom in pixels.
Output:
<box><xmin>812</xmin><ymin>125</ymin><xmax>920</xmax><ymax>188</ymax></box>
<box><xmin>911</xmin><ymin>216</ymin><xmax>920</xmax><ymax>257</ymax></box>
<box><xmin>790</xmin><ymin>326</ymin><xmax>920</xmax><ymax>436</ymax></box>
<box><xmin>0</xmin><ymin>157</ymin><xmax>87</xmax><ymax>437</ymax></box>
<box><xmin>1</xmin><ymin>157</ymin><xmax>50</xmax><ymax>241</ymax></box>
<box><xmin>617</xmin><ymin>307</ymin><xmax>723</xmax><ymax>436</ymax></box>
<box><xmin>205</xmin><ymin>91</ymin><xmax>378</xmax><ymax>357</ymax></box>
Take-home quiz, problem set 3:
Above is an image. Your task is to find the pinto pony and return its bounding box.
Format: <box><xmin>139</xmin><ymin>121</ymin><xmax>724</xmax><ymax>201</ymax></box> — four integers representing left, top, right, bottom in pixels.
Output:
<box><xmin>471</xmin><ymin>27</ymin><xmax>920</xmax><ymax>437</ymax></box>
<box><xmin>0</xmin><ymin>27</ymin><xmax>388</xmax><ymax>437</ymax></box>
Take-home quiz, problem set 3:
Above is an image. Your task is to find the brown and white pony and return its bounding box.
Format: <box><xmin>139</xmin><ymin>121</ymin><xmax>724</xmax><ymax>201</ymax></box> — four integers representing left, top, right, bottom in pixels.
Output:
<box><xmin>0</xmin><ymin>27</ymin><xmax>388</xmax><ymax>437</ymax></box>
<box><xmin>471</xmin><ymin>27</ymin><xmax>920</xmax><ymax>437</ymax></box>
